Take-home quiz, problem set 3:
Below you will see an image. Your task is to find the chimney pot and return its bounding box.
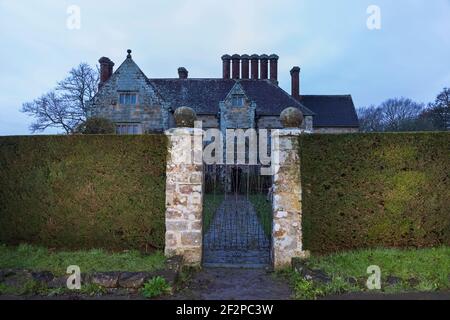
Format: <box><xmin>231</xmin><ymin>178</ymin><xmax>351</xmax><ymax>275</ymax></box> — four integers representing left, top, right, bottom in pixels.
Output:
<box><xmin>241</xmin><ymin>54</ymin><xmax>250</xmax><ymax>79</ymax></box>
<box><xmin>250</xmin><ymin>54</ymin><xmax>259</xmax><ymax>79</ymax></box>
<box><xmin>178</xmin><ymin>67</ymin><xmax>188</xmax><ymax>79</ymax></box>
<box><xmin>290</xmin><ymin>66</ymin><xmax>301</xmax><ymax>100</ymax></box>
<box><xmin>269</xmin><ymin>54</ymin><xmax>279</xmax><ymax>84</ymax></box>
<box><xmin>259</xmin><ymin>54</ymin><xmax>269</xmax><ymax>80</ymax></box>
<box><xmin>231</xmin><ymin>54</ymin><xmax>241</xmax><ymax>79</ymax></box>
<box><xmin>98</xmin><ymin>57</ymin><xmax>115</xmax><ymax>89</ymax></box>
<box><xmin>222</xmin><ymin>54</ymin><xmax>231</xmax><ymax>79</ymax></box>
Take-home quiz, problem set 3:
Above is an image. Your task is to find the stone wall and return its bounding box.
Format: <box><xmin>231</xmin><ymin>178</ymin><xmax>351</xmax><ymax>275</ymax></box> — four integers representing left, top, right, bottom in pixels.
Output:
<box><xmin>257</xmin><ymin>115</ymin><xmax>314</xmax><ymax>131</ymax></box>
<box><xmin>314</xmin><ymin>127</ymin><xmax>359</xmax><ymax>134</ymax></box>
<box><xmin>197</xmin><ymin>115</ymin><xmax>219</xmax><ymax>129</ymax></box>
<box><xmin>164</xmin><ymin>128</ymin><xmax>204</xmax><ymax>265</ymax></box>
<box><xmin>271</xmin><ymin>129</ymin><xmax>309</xmax><ymax>269</ymax></box>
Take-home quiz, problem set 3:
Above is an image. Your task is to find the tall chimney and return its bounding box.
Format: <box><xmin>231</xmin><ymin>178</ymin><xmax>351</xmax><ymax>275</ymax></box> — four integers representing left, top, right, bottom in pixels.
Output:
<box><xmin>99</xmin><ymin>57</ymin><xmax>115</xmax><ymax>89</ymax></box>
<box><xmin>250</xmin><ymin>54</ymin><xmax>259</xmax><ymax>79</ymax></box>
<box><xmin>269</xmin><ymin>54</ymin><xmax>279</xmax><ymax>84</ymax></box>
<box><xmin>231</xmin><ymin>54</ymin><xmax>241</xmax><ymax>79</ymax></box>
<box><xmin>178</xmin><ymin>67</ymin><xmax>188</xmax><ymax>79</ymax></box>
<box><xmin>222</xmin><ymin>54</ymin><xmax>231</xmax><ymax>79</ymax></box>
<box><xmin>290</xmin><ymin>66</ymin><xmax>301</xmax><ymax>100</ymax></box>
<box><xmin>259</xmin><ymin>54</ymin><xmax>269</xmax><ymax>79</ymax></box>
<box><xmin>241</xmin><ymin>54</ymin><xmax>250</xmax><ymax>79</ymax></box>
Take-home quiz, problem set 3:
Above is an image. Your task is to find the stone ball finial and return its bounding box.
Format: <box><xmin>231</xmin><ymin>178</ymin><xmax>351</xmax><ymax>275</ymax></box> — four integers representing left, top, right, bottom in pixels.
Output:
<box><xmin>127</xmin><ymin>49</ymin><xmax>132</xmax><ymax>58</ymax></box>
<box><xmin>174</xmin><ymin>107</ymin><xmax>197</xmax><ymax>128</ymax></box>
<box><xmin>280</xmin><ymin>107</ymin><xmax>304</xmax><ymax>128</ymax></box>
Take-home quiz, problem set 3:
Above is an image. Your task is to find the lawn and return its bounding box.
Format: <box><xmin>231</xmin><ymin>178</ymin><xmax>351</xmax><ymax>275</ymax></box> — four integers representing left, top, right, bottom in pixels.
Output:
<box><xmin>287</xmin><ymin>246</ymin><xmax>450</xmax><ymax>299</ymax></box>
<box><xmin>0</xmin><ymin>244</ymin><xmax>166</xmax><ymax>276</ymax></box>
<box><xmin>248</xmin><ymin>194</ymin><xmax>272</xmax><ymax>238</ymax></box>
<box><xmin>202</xmin><ymin>194</ymin><xmax>224</xmax><ymax>233</ymax></box>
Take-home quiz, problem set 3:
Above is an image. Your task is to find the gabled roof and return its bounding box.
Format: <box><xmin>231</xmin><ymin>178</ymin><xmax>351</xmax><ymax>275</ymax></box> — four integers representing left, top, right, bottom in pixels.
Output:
<box><xmin>149</xmin><ymin>79</ymin><xmax>314</xmax><ymax>116</ymax></box>
<box><xmin>93</xmin><ymin>54</ymin><xmax>359</xmax><ymax>128</ymax></box>
<box><xmin>300</xmin><ymin>95</ymin><xmax>359</xmax><ymax>127</ymax></box>
<box><xmin>239</xmin><ymin>80</ymin><xmax>314</xmax><ymax>116</ymax></box>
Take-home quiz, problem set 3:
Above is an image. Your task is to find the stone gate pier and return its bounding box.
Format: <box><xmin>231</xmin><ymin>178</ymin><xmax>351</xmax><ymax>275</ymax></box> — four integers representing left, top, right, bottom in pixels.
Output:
<box><xmin>164</xmin><ymin>108</ymin><xmax>204</xmax><ymax>266</ymax></box>
<box><xmin>271</xmin><ymin>108</ymin><xmax>310</xmax><ymax>269</ymax></box>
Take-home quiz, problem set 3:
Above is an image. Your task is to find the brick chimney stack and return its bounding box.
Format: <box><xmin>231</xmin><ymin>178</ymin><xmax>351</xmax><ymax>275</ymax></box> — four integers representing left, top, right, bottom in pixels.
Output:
<box><xmin>231</xmin><ymin>54</ymin><xmax>241</xmax><ymax>79</ymax></box>
<box><xmin>222</xmin><ymin>55</ymin><xmax>231</xmax><ymax>79</ymax></box>
<box><xmin>290</xmin><ymin>66</ymin><xmax>301</xmax><ymax>100</ymax></box>
<box><xmin>98</xmin><ymin>57</ymin><xmax>115</xmax><ymax>89</ymax></box>
<box><xmin>259</xmin><ymin>55</ymin><xmax>269</xmax><ymax>80</ymax></box>
<box><xmin>269</xmin><ymin>54</ymin><xmax>279</xmax><ymax>84</ymax></box>
<box><xmin>250</xmin><ymin>54</ymin><xmax>259</xmax><ymax>79</ymax></box>
<box><xmin>178</xmin><ymin>67</ymin><xmax>188</xmax><ymax>79</ymax></box>
<box><xmin>241</xmin><ymin>54</ymin><xmax>250</xmax><ymax>79</ymax></box>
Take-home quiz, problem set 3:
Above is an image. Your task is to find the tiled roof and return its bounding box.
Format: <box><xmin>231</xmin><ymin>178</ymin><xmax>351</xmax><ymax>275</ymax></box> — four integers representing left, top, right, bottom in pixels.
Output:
<box><xmin>149</xmin><ymin>79</ymin><xmax>315</xmax><ymax>116</ymax></box>
<box><xmin>300</xmin><ymin>95</ymin><xmax>360</xmax><ymax>127</ymax></box>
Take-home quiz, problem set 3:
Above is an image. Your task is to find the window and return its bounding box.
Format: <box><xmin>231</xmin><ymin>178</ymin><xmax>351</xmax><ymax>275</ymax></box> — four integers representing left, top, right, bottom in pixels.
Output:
<box><xmin>119</xmin><ymin>93</ymin><xmax>138</xmax><ymax>105</ymax></box>
<box><xmin>116</xmin><ymin>123</ymin><xmax>142</xmax><ymax>135</ymax></box>
<box><xmin>231</xmin><ymin>95</ymin><xmax>244</xmax><ymax>107</ymax></box>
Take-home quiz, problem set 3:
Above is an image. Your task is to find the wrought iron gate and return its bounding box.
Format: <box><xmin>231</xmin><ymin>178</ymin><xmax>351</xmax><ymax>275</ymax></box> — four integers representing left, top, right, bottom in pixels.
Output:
<box><xmin>202</xmin><ymin>164</ymin><xmax>273</xmax><ymax>268</ymax></box>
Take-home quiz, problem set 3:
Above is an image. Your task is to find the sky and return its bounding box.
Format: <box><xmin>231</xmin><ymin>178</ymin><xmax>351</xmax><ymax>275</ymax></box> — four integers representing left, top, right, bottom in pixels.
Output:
<box><xmin>0</xmin><ymin>0</ymin><xmax>449</xmax><ymax>135</ymax></box>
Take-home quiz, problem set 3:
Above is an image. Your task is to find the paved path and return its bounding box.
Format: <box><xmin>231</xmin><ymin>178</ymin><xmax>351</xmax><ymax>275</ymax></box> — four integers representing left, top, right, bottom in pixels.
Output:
<box><xmin>171</xmin><ymin>268</ymin><xmax>293</xmax><ymax>300</ymax></box>
<box><xmin>203</xmin><ymin>196</ymin><xmax>270</xmax><ymax>268</ymax></box>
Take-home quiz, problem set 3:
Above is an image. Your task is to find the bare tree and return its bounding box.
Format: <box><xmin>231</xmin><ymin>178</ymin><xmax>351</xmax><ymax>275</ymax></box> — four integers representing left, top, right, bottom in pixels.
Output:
<box><xmin>358</xmin><ymin>98</ymin><xmax>426</xmax><ymax>132</ymax></box>
<box><xmin>381</xmin><ymin>98</ymin><xmax>424</xmax><ymax>131</ymax></box>
<box><xmin>357</xmin><ymin>105</ymin><xmax>384</xmax><ymax>132</ymax></box>
<box><xmin>22</xmin><ymin>63</ymin><xmax>99</xmax><ymax>134</ymax></box>
<box><xmin>426</xmin><ymin>88</ymin><xmax>450</xmax><ymax>130</ymax></box>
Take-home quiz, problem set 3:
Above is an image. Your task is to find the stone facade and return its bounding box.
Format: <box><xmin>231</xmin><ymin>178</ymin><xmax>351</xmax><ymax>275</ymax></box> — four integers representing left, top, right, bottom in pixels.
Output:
<box><xmin>271</xmin><ymin>129</ymin><xmax>309</xmax><ymax>269</ymax></box>
<box><xmin>314</xmin><ymin>127</ymin><xmax>359</xmax><ymax>134</ymax></box>
<box><xmin>89</xmin><ymin>52</ymin><xmax>359</xmax><ymax>135</ymax></box>
<box><xmin>90</xmin><ymin>55</ymin><xmax>170</xmax><ymax>133</ymax></box>
<box><xmin>164</xmin><ymin>128</ymin><xmax>204</xmax><ymax>265</ymax></box>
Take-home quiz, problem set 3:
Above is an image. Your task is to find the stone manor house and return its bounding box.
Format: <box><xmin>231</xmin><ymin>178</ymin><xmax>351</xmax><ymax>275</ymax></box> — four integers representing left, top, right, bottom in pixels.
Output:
<box><xmin>89</xmin><ymin>50</ymin><xmax>359</xmax><ymax>134</ymax></box>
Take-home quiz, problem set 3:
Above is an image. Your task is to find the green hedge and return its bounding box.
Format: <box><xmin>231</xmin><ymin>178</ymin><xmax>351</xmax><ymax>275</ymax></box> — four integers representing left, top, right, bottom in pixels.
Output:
<box><xmin>299</xmin><ymin>132</ymin><xmax>450</xmax><ymax>254</ymax></box>
<box><xmin>0</xmin><ymin>135</ymin><xmax>167</xmax><ymax>252</ymax></box>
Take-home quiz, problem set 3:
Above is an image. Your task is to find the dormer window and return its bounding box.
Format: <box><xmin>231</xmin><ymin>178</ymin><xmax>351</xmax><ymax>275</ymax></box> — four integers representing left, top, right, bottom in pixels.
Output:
<box><xmin>119</xmin><ymin>93</ymin><xmax>138</xmax><ymax>105</ymax></box>
<box><xmin>231</xmin><ymin>95</ymin><xmax>244</xmax><ymax>107</ymax></box>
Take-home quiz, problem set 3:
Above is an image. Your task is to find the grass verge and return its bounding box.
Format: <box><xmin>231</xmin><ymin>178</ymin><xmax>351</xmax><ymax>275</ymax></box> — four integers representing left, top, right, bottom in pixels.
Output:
<box><xmin>248</xmin><ymin>194</ymin><xmax>272</xmax><ymax>238</ymax></box>
<box><xmin>285</xmin><ymin>246</ymin><xmax>450</xmax><ymax>299</ymax></box>
<box><xmin>202</xmin><ymin>194</ymin><xmax>224</xmax><ymax>233</ymax></box>
<box><xmin>0</xmin><ymin>244</ymin><xmax>166</xmax><ymax>275</ymax></box>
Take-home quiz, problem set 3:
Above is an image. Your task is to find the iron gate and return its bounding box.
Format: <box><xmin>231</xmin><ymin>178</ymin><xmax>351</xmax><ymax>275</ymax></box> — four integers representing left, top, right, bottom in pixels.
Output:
<box><xmin>202</xmin><ymin>164</ymin><xmax>273</xmax><ymax>268</ymax></box>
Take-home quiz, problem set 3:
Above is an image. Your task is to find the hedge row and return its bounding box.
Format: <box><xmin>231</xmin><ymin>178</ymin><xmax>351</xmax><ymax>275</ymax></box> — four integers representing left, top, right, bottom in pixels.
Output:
<box><xmin>299</xmin><ymin>132</ymin><xmax>450</xmax><ymax>254</ymax></box>
<box><xmin>0</xmin><ymin>135</ymin><xmax>167</xmax><ymax>252</ymax></box>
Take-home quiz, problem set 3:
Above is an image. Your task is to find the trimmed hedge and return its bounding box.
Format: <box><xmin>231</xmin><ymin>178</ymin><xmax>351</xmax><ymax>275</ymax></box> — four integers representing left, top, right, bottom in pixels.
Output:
<box><xmin>299</xmin><ymin>132</ymin><xmax>450</xmax><ymax>254</ymax></box>
<box><xmin>0</xmin><ymin>135</ymin><xmax>167</xmax><ymax>252</ymax></box>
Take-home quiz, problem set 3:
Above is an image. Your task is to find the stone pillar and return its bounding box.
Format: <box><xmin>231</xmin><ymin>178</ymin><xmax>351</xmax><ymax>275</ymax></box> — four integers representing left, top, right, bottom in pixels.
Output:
<box><xmin>164</xmin><ymin>127</ymin><xmax>203</xmax><ymax>265</ymax></box>
<box><xmin>271</xmin><ymin>129</ymin><xmax>309</xmax><ymax>269</ymax></box>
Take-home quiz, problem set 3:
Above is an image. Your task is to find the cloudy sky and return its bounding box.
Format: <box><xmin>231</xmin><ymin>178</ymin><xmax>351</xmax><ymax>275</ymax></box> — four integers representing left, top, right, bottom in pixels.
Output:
<box><xmin>0</xmin><ymin>0</ymin><xmax>449</xmax><ymax>135</ymax></box>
